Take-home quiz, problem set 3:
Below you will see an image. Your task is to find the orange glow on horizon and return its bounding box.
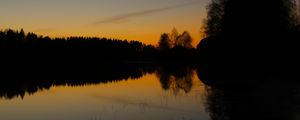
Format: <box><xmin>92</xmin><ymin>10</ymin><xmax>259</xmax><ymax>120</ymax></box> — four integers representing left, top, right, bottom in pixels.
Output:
<box><xmin>1</xmin><ymin>0</ymin><xmax>208</xmax><ymax>47</ymax></box>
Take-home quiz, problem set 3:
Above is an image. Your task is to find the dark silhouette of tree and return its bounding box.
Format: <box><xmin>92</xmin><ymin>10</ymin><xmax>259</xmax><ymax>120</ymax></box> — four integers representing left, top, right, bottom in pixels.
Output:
<box><xmin>156</xmin><ymin>29</ymin><xmax>197</xmax><ymax>63</ymax></box>
<box><xmin>203</xmin><ymin>0</ymin><xmax>226</xmax><ymax>37</ymax></box>
<box><xmin>197</xmin><ymin>0</ymin><xmax>300</xmax><ymax>72</ymax></box>
<box><xmin>176</xmin><ymin>31</ymin><xmax>193</xmax><ymax>49</ymax></box>
<box><xmin>158</xmin><ymin>33</ymin><xmax>171</xmax><ymax>51</ymax></box>
<box><xmin>19</xmin><ymin>29</ymin><xmax>25</xmax><ymax>41</ymax></box>
<box><xmin>200</xmin><ymin>0</ymin><xmax>299</xmax><ymax>40</ymax></box>
<box><xmin>298</xmin><ymin>0</ymin><xmax>300</xmax><ymax>21</ymax></box>
<box><xmin>170</xmin><ymin>27</ymin><xmax>179</xmax><ymax>47</ymax></box>
<box><xmin>160</xmin><ymin>28</ymin><xmax>194</xmax><ymax>49</ymax></box>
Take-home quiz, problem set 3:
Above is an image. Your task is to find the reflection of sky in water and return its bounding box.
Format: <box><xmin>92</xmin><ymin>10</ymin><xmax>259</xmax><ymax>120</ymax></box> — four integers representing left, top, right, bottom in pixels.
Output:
<box><xmin>0</xmin><ymin>73</ymin><xmax>209</xmax><ymax>120</ymax></box>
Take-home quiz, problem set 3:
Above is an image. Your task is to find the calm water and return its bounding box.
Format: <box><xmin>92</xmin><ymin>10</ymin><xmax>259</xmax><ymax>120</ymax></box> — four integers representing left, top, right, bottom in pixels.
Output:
<box><xmin>1</xmin><ymin>64</ymin><xmax>299</xmax><ymax>120</ymax></box>
<box><xmin>0</xmin><ymin>71</ymin><xmax>210</xmax><ymax>120</ymax></box>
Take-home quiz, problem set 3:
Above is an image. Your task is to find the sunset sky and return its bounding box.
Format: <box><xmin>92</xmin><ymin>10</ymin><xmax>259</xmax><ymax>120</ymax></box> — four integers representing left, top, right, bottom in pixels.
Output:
<box><xmin>0</xmin><ymin>0</ymin><xmax>210</xmax><ymax>46</ymax></box>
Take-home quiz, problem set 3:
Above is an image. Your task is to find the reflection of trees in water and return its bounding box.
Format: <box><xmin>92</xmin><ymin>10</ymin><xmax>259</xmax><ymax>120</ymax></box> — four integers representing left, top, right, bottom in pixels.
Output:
<box><xmin>203</xmin><ymin>83</ymin><xmax>300</xmax><ymax>120</ymax></box>
<box><xmin>198</xmin><ymin>65</ymin><xmax>300</xmax><ymax>120</ymax></box>
<box><xmin>0</xmin><ymin>63</ymin><xmax>197</xmax><ymax>100</ymax></box>
<box><xmin>0</xmin><ymin>80</ymin><xmax>52</xmax><ymax>100</ymax></box>
<box><xmin>155</xmin><ymin>65</ymin><xmax>195</xmax><ymax>95</ymax></box>
<box><xmin>203</xmin><ymin>86</ymin><xmax>226</xmax><ymax>120</ymax></box>
<box><xmin>0</xmin><ymin>63</ymin><xmax>157</xmax><ymax>100</ymax></box>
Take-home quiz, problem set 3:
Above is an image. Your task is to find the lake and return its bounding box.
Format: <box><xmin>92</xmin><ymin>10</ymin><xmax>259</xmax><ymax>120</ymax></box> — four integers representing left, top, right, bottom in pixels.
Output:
<box><xmin>0</xmin><ymin>65</ymin><xmax>210</xmax><ymax>120</ymax></box>
<box><xmin>1</xmin><ymin>64</ymin><xmax>299</xmax><ymax>120</ymax></box>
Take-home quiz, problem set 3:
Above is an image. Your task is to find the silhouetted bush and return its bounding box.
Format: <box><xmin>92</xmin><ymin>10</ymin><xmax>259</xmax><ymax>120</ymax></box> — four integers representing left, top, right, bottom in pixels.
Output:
<box><xmin>197</xmin><ymin>0</ymin><xmax>300</xmax><ymax>73</ymax></box>
<box><xmin>157</xmin><ymin>29</ymin><xmax>197</xmax><ymax>63</ymax></box>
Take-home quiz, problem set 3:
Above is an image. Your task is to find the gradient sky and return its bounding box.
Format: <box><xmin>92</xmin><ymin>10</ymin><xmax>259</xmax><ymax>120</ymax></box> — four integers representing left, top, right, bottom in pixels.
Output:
<box><xmin>0</xmin><ymin>0</ymin><xmax>210</xmax><ymax>46</ymax></box>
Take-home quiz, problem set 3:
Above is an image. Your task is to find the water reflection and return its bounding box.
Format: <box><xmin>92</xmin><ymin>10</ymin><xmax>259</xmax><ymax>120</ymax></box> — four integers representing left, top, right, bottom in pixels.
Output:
<box><xmin>0</xmin><ymin>64</ymin><xmax>206</xmax><ymax>120</ymax></box>
<box><xmin>197</xmin><ymin>65</ymin><xmax>300</xmax><ymax>120</ymax></box>
<box><xmin>156</xmin><ymin>65</ymin><xmax>194</xmax><ymax>95</ymax></box>
<box><xmin>3</xmin><ymin>63</ymin><xmax>297</xmax><ymax>120</ymax></box>
<box><xmin>0</xmin><ymin>63</ymin><xmax>196</xmax><ymax>100</ymax></box>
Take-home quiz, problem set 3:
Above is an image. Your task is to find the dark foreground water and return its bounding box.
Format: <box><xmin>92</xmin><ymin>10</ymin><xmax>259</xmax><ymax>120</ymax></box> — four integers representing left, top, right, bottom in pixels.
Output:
<box><xmin>0</xmin><ymin>64</ymin><xmax>299</xmax><ymax>120</ymax></box>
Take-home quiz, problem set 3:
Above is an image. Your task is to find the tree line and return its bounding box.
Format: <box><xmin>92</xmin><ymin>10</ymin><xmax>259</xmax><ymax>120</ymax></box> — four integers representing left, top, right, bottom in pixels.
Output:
<box><xmin>0</xmin><ymin>28</ymin><xmax>197</xmax><ymax>63</ymax></box>
<box><xmin>0</xmin><ymin>29</ymin><xmax>156</xmax><ymax>61</ymax></box>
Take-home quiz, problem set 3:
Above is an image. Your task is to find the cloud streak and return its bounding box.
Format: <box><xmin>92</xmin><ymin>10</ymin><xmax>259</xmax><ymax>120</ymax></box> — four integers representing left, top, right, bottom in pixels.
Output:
<box><xmin>93</xmin><ymin>1</ymin><xmax>201</xmax><ymax>25</ymax></box>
